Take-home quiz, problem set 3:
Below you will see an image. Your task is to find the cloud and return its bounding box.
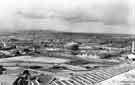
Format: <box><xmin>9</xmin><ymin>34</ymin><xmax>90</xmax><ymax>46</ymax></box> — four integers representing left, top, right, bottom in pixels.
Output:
<box><xmin>0</xmin><ymin>0</ymin><xmax>132</xmax><ymax>34</ymax></box>
<box><xmin>103</xmin><ymin>3</ymin><xmax>129</xmax><ymax>25</ymax></box>
<box><xmin>17</xmin><ymin>11</ymin><xmax>45</xmax><ymax>19</ymax></box>
<box><xmin>16</xmin><ymin>1</ymin><xmax>129</xmax><ymax>26</ymax></box>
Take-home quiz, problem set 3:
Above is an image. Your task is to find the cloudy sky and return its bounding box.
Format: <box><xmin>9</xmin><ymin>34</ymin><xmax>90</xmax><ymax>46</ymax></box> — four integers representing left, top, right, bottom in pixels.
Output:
<box><xmin>0</xmin><ymin>0</ymin><xmax>134</xmax><ymax>34</ymax></box>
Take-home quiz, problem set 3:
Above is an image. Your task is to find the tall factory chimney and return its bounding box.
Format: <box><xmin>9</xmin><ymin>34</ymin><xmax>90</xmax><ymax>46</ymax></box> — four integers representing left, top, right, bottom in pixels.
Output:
<box><xmin>1</xmin><ymin>40</ymin><xmax>7</xmax><ymax>48</ymax></box>
<box><xmin>131</xmin><ymin>40</ymin><xmax>135</xmax><ymax>53</ymax></box>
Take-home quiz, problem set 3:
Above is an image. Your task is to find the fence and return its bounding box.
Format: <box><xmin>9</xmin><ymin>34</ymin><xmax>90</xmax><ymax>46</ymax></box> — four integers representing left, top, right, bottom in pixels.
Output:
<box><xmin>0</xmin><ymin>82</ymin><xmax>9</xmax><ymax>85</ymax></box>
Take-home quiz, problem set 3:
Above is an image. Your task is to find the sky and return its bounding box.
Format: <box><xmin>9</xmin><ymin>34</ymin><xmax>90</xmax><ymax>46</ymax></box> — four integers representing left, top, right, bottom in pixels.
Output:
<box><xmin>0</xmin><ymin>0</ymin><xmax>134</xmax><ymax>34</ymax></box>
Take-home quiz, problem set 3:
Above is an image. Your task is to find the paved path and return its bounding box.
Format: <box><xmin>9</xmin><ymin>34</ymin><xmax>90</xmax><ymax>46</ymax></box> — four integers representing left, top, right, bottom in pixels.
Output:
<box><xmin>51</xmin><ymin>63</ymin><xmax>135</xmax><ymax>85</ymax></box>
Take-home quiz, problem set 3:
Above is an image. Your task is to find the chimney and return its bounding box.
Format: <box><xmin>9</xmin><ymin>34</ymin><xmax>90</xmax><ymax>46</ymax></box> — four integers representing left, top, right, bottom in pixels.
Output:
<box><xmin>1</xmin><ymin>40</ymin><xmax>7</xmax><ymax>48</ymax></box>
<box><xmin>132</xmin><ymin>40</ymin><xmax>135</xmax><ymax>53</ymax></box>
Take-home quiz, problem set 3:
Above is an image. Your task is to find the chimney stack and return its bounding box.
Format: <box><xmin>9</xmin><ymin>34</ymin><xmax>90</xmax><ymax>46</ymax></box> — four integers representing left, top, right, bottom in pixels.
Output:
<box><xmin>131</xmin><ymin>40</ymin><xmax>135</xmax><ymax>53</ymax></box>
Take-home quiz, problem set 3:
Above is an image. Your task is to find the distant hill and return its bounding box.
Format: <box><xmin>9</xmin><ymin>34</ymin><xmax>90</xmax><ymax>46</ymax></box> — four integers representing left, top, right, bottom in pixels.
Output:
<box><xmin>0</xmin><ymin>29</ymin><xmax>132</xmax><ymax>41</ymax></box>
